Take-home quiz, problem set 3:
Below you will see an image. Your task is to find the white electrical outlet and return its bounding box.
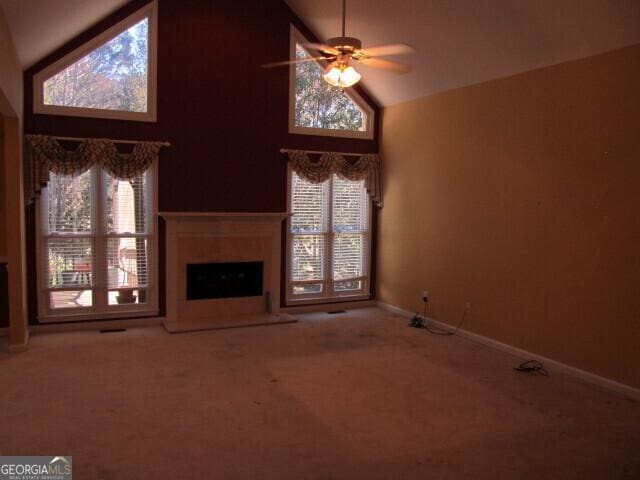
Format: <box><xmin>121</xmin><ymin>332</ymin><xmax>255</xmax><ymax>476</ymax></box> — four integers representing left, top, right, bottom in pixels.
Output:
<box><xmin>464</xmin><ymin>302</ymin><xmax>471</xmax><ymax>313</ymax></box>
<box><xmin>422</xmin><ymin>290</ymin><xmax>429</xmax><ymax>300</ymax></box>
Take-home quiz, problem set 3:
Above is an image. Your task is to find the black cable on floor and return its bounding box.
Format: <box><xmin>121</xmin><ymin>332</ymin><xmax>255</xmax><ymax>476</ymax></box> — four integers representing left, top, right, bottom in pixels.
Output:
<box><xmin>414</xmin><ymin>298</ymin><xmax>467</xmax><ymax>336</ymax></box>
<box><xmin>514</xmin><ymin>360</ymin><xmax>548</xmax><ymax>376</ymax></box>
<box><xmin>409</xmin><ymin>299</ymin><xmax>549</xmax><ymax>376</ymax></box>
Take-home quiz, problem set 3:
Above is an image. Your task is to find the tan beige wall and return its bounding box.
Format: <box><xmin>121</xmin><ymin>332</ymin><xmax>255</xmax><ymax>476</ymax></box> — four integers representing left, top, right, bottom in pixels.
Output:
<box><xmin>0</xmin><ymin>6</ymin><xmax>28</xmax><ymax>348</ymax></box>
<box><xmin>379</xmin><ymin>44</ymin><xmax>640</xmax><ymax>388</ymax></box>
<box><xmin>0</xmin><ymin>8</ymin><xmax>22</xmax><ymax>118</ymax></box>
<box><xmin>0</xmin><ymin>7</ymin><xmax>22</xmax><ymax>259</ymax></box>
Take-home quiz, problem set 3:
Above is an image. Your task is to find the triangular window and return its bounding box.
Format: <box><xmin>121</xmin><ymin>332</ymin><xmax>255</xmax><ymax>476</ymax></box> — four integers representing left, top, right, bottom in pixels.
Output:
<box><xmin>290</xmin><ymin>27</ymin><xmax>374</xmax><ymax>139</ymax></box>
<box><xmin>33</xmin><ymin>1</ymin><xmax>157</xmax><ymax>122</ymax></box>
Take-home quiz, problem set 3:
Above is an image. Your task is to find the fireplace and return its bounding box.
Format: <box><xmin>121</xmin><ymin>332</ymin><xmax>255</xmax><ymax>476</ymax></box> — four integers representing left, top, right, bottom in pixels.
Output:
<box><xmin>186</xmin><ymin>261</ymin><xmax>263</xmax><ymax>300</ymax></box>
<box><xmin>160</xmin><ymin>212</ymin><xmax>293</xmax><ymax>332</ymax></box>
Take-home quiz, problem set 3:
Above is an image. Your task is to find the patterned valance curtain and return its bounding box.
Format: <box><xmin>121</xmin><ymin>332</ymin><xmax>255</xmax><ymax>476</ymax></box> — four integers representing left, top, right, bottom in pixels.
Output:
<box><xmin>24</xmin><ymin>135</ymin><xmax>169</xmax><ymax>203</ymax></box>
<box><xmin>282</xmin><ymin>149</ymin><xmax>382</xmax><ymax>207</ymax></box>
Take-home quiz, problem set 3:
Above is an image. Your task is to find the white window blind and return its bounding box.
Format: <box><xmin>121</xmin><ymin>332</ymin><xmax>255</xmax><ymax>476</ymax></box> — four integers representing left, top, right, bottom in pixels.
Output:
<box><xmin>291</xmin><ymin>173</ymin><xmax>328</xmax><ymax>234</ymax></box>
<box><xmin>103</xmin><ymin>172</ymin><xmax>152</xmax><ymax>306</ymax></box>
<box><xmin>332</xmin><ymin>176</ymin><xmax>368</xmax><ymax>233</ymax></box>
<box><xmin>104</xmin><ymin>172</ymin><xmax>149</xmax><ymax>234</ymax></box>
<box><xmin>45</xmin><ymin>238</ymin><xmax>94</xmax><ymax>288</ymax></box>
<box><xmin>288</xmin><ymin>171</ymin><xmax>370</xmax><ymax>302</ymax></box>
<box><xmin>39</xmin><ymin>165</ymin><xmax>157</xmax><ymax>320</ymax></box>
<box><xmin>47</xmin><ymin>170</ymin><xmax>93</xmax><ymax>233</ymax></box>
<box><xmin>292</xmin><ymin>235</ymin><xmax>325</xmax><ymax>282</ymax></box>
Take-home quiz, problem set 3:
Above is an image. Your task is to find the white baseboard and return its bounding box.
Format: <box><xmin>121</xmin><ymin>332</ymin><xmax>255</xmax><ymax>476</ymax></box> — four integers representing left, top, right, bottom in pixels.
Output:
<box><xmin>281</xmin><ymin>300</ymin><xmax>376</xmax><ymax>314</ymax></box>
<box><xmin>377</xmin><ymin>301</ymin><xmax>640</xmax><ymax>401</ymax></box>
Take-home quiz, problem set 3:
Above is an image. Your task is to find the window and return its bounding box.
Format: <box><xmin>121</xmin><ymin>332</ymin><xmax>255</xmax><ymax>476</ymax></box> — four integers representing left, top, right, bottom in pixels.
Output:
<box><xmin>33</xmin><ymin>1</ymin><xmax>157</xmax><ymax>122</ymax></box>
<box><xmin>289</xmin><ymin>27</ymin><xmax>374</xmax><ymax>139</ymax></box>
<box><xmin>287</xmin><ymin>170</ymin><xmax>371</xmax><ymax>303</ymax></box>
<box><xmin>37</xmin><ymin>163</ymin><xmax>158</xmax><ymax>321</ymax></box>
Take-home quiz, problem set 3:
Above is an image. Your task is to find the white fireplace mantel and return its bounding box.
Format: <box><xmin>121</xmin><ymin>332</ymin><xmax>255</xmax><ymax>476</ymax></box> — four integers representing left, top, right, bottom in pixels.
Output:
<box><xmin>160</xmin><ymin>211</ymin><xmax>293</xmax><ymax>332</ymax></box>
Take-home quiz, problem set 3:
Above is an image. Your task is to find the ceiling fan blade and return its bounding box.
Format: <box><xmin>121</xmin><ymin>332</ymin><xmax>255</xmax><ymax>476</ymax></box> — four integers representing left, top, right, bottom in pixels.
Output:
<box><xmin>261</xmin><ymin>56</ymin><xmax>335</xmax><ymax>68</ymax></box>
<box><xmin>358</xmin><ymin>43</ymin><xmax>415</xmax><ymax>57</ymax></box>
<box><xmin>357</xmin><ymin>57</ymin><xmax>412</xmax><ymax>74</ymax></box>
<box><xmin>299</xmin><ymin>42</ymin><xmax>340</xmax><ymax>56</ymax></box>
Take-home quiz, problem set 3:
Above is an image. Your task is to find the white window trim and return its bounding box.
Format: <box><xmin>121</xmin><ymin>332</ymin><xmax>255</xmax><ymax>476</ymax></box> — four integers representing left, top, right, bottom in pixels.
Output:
<box><xmin>285</xmin><ymin>166</ymin><xmax>372</xmax><ymax>305</ymax></box>
<box><xmin>35</xmin><ymin>161</ymin><xmax>159</xmax><ymax>323</ymax></box>
<box><xmin>288</xmin><ymin>26</ymin><xmax>375</xmax><ymax>140</ymax></box>
<box><xmin>32</xmin><ymin>1</ymin><xmax>158</xmax><ymax>123</ymax></box>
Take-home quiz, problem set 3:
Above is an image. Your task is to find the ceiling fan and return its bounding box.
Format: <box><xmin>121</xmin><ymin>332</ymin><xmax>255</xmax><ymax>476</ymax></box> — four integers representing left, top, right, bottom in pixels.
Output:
<box><xmin>262</xmin><ymin>0</ymin><xmax>415</xmax><ymax>88</ymax></box>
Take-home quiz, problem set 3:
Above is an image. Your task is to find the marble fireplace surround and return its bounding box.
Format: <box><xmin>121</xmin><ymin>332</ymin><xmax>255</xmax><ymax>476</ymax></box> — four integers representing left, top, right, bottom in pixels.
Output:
<box><xmin>160</xmin><ymin>212</ymin><xmax>294</xmax><ymax>332</ymax></box>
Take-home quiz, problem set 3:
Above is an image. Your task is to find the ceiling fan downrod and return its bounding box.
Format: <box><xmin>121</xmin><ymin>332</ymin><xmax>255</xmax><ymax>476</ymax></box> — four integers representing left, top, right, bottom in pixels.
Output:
<box><xmin>342</xmin><ymin>0</ymin><xmax>346</xmax><ymax>38</ymax></box>
<box><xmin>327</xmin><ymin>0</ymin><xmax>361</xmax><ymax>53</ymax></box>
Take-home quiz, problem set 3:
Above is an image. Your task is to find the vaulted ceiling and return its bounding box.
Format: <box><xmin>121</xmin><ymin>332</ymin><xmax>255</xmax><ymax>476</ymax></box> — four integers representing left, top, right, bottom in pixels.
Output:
<box><xmin>1</xmin><ymin>0</ymin><xmax>639</xmax><ymax>106</ymax></box>
<box><xmin>286</xmin><ymin>0</ymin><xmax>640</xmax><ymax>105</ymax></box>
<box><xmin>0</xmin><ymin>0</ymin><xmax>128</xmax><ymax>69</ymax></box>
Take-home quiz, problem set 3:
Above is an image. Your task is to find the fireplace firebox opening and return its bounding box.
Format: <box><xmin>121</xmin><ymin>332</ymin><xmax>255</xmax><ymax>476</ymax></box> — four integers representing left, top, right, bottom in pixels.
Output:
<box><xmin>186</xmin><ymin>261</ymin><xmax>264</xmax><ymax>300</ymax></box>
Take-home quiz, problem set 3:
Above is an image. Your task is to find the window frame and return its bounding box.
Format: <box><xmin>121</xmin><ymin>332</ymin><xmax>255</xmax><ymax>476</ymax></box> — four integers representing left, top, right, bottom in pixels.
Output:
<box><xmin>35</xmin><ymin>161</ymin><xmax>159</xmax><ymax>322</ymax></box>
<box><xmin>285</xmin><ymin>166</ymin><xmax>372</xmax><ymax>305</ymax></box>
<box><xmin>32</xmin><ymin>1</ymin><xmax>158</xmax><ymax>122</ymax></box>
<box><xmin>288</xmin><ymin>26</ymin><xmax>375</xmax><ymax>140</ymax></box>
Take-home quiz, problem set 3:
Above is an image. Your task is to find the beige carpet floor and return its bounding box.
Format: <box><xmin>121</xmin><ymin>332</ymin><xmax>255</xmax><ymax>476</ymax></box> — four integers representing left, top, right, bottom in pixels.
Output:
<box><xmin>1</xmin><ymin>307</ymin><xmax>638</xmax><ymax>479</ymax></box>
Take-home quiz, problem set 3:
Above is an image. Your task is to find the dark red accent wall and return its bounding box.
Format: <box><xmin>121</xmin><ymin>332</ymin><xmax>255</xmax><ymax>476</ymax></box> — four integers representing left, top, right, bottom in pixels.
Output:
<box><xmin>23</xmin><ymin>0</ymin><xmax>379</xmax><ymax>322</ymax></box>
<box><xmin>25</xmin><ymin>0</ymin><xmax>379</xmax><ymax>212</ymax></box>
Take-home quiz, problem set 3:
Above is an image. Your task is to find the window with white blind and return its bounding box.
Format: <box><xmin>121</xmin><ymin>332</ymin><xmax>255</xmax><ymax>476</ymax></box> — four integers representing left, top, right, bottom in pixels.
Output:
<box><xmin>37</xmin><ymin>163</ymin><xmax>157</xmax><ymax>321</ymax></box>
<box><xmin>287</xmin><ymin>170</ymin><xmax>370</xmax><ymax>303</ymax></box>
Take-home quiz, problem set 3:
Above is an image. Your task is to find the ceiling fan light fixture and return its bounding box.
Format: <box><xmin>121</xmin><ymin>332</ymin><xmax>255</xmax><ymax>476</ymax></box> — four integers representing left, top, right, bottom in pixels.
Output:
<box><xmin>338</xmin><ymin>65</ymin><xmax>361</xmax><ymax>87</ymax></box>
<box><xmin>323</xmin><ymin>62</ymin><xmax>361</xmax><ymax>88</ymax></box>
<box><xmin>323</xmin><ymin>64</ymin><xmax>343</xmax><ymax>86</ymax></box>
<box><xmin>261</xmin><ymin>0</ymin><xmax>415</xmax><ymax>83</ymax></box>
